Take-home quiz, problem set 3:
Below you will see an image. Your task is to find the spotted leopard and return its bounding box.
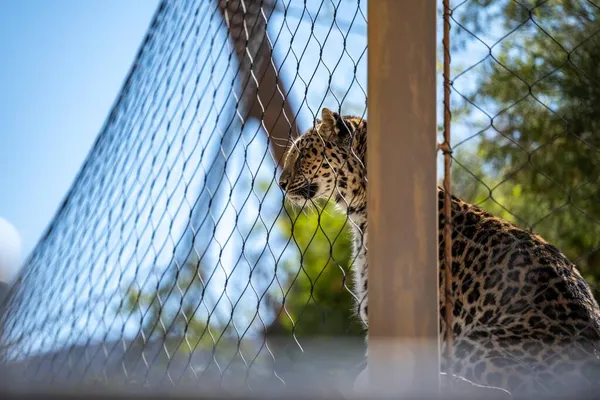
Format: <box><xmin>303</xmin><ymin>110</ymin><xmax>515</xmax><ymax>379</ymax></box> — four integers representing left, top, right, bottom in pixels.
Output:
<box><xmin>278</xmin><ymin>107</ymin><xmax>600</xmax><ymax>398</ymax></box>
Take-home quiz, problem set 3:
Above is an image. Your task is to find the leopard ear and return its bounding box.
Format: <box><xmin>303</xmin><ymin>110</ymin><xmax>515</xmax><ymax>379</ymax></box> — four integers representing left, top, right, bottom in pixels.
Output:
<box><xmin>320</xmin><ymin>108</ymin><xmax>340</xmax><ymax>133</ymax></box>
<box><xmin>320</xmin><ymin>107</ymin><xmax>353</xmax><ymax>145</ymax></box>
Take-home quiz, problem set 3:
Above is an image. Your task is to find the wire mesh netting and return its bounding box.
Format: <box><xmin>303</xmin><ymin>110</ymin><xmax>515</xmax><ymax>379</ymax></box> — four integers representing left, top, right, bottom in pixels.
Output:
<box><xmin>4</xmin><ymin>0</ymin><xmax>600</xmax><ymax>397</ymax></box>
<box><xmin>439</xmin><ymin>0</ymin><xmax>600</xmax><ymax>394</ymax></box>
<box><xmin>444</xmin><ymin>0</ymin><xmax>600</xmax><ymax>301</ymax></box>
<box><xmin>0</xmin><ymin>0</ymin><xmax>368</xmax><ymax>392</ymax></box>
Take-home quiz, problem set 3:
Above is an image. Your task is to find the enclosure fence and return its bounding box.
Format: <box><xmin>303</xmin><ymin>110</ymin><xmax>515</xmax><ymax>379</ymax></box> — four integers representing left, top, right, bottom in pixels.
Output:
<box><xmin>2</xmin><ymin>0</ymin><xmax>600</xmax><ymax>398</ymax></box>
<box><xmin>440</xmin><ymin>0</ymin><xmax>600</xmax><ymax>394</ymax></box>
<box><xmin>0</xmin><ymin>0</ymin><xmax>370</xmax><ymax>393</ymax></box>
<box><xmin>445</xmin><ymin>0</ymin><xmax>600</xmax><ymax>308</ymax></box>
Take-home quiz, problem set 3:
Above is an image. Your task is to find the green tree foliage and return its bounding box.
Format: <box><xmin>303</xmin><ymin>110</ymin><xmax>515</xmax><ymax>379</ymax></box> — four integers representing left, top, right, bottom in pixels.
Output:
<box><xmin>449</xmin><ymin>0</ymin><xmax>600</xmax><ymax>292</ymax></box>
<box><xmin>261</xmin><ymin>200</ymin><xmax>366</xmax><ymax>386</ymax></box>
<box><xmin>266</xmin><ymin>200</ymin><xmax>364</xmax><ymax>338</ymax></box>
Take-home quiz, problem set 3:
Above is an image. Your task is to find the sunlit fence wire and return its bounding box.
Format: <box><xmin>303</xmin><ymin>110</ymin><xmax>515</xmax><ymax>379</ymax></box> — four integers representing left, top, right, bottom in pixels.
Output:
<box><xmin>4</xmin><ymin>0</ymin><xmax>600</xmax><ymax>397</ymax></box>
<box><xmin>439</xmin><ymin>0</ymin><xmax>600</xmax><ymax>392</ymax></box>
<box><xmin>0</xmin><ymin>0</ymin><xmax>367</xmax><ymax>391</ymax></box>
<box><xmin>443</xmin><ymin>0</ymin><xmax>600</xmax><ymax>298</ymax></box>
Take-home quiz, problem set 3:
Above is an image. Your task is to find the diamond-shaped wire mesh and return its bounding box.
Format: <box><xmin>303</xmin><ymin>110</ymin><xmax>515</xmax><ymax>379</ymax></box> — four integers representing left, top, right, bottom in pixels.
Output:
<box><xmin>440</xmin><ymin>0</ymin><xmax>600</xmax><ymax>394</ymax></box>
<box><xmin>445</xmin><ymin>0</ymin><xmax>600</xmax><ymax>299</ymax></box>
<box><xmin>0</xmin><ymin>0</ymin><xmax>367</xmax><ymax>392</ymax></box>
<box><xmin>7</xmin><ymin>0</ymin><xmax>600</xmax><ymax>396</ymax></box>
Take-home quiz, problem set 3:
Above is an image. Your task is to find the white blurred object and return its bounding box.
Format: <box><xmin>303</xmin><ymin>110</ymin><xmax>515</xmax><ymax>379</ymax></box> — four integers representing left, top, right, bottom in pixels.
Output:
<box><xmin>0</xmin><ymin>217</ymin><xmax>22</xmax><ymax>283</ymax></box>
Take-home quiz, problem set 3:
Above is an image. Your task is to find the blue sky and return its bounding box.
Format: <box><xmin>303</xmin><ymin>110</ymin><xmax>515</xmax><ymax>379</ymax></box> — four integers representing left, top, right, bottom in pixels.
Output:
<box><xmin>0</xmin><ymin>0</ymin><xmax>160</xmax><ymax>259</ymax></box>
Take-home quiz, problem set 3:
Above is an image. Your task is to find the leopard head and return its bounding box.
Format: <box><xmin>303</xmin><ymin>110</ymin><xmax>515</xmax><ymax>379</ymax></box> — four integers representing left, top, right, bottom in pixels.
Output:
<box><xmin>278</xmin><ymin>108</ymin><xmax>367</xmax><ymax>213</ymax></box>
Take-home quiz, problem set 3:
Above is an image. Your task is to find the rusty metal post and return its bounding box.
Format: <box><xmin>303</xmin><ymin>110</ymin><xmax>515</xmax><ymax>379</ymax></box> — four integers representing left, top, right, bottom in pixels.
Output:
<box><xmin>367</xmin><ymin>0</ymin><xmax>439</xmax><ymax>396</ymax></box>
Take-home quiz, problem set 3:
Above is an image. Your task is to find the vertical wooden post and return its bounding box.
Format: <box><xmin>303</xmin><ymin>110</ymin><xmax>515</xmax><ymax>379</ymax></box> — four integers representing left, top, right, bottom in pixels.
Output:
<box><xmin>367</xmin><ymin>0</ymin><xmax>439</xmax><ymax>396</ymax></box>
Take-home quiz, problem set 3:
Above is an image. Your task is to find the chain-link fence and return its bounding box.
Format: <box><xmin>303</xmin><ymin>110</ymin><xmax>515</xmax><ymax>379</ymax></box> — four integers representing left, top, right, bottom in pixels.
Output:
<box><xmin>444</xmin><ymin>0</ymin><xmax>600</xmax><ymax>304</ymax></box>
<box><xmin>3</xmin><ymin>0</ymin><xmax>600</xmax><ymax>398</ymax></box>
<box><xmin>0</xmin><ymin>0</ymin><xmax>368</xmax><ymax>394</ymax></box>
<box><xmin>446</xmin><ymin>0</ymin><xmax>600</xmax><ymax>297</ymax></box>
<box><xmin>440</xmin><ymin>0</ymin><xmax>600</xmax><ymax>396</ymax></box>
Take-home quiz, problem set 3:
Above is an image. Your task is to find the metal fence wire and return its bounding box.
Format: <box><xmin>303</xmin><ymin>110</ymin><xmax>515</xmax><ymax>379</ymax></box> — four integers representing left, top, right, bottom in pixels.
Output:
<box><xmin>3</xmin><ymin>0</ymin><xmax>600</xmax><ymax>397</ymax></box>
<box><xmin>441</xmin><ymin>0</ymin><xmax>600</xmax><ymax>394</ymax></box>
<box><xmin>0</xmin><ymin>0</ymin><xmax>367</xmax><ymax>392</ymax></box>
<box><xmin>444</xmin><ymin>0</ymin><xmax>600</xmax><ymax>299</ymax></box>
